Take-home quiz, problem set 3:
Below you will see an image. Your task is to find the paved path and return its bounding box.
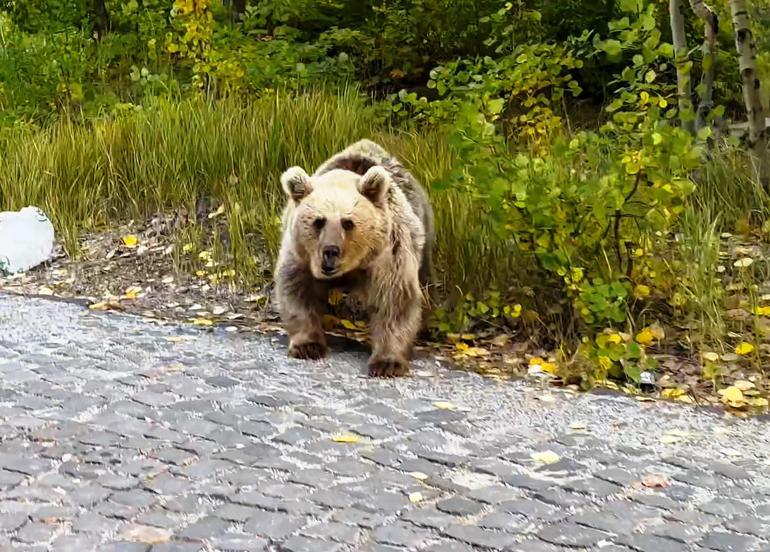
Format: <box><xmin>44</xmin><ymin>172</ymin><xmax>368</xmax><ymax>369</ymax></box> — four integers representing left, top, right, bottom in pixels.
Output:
<box><xmin>1</xmin><ymin>293</ymin><xmax>770</xmax><ymax>552</ymax></box>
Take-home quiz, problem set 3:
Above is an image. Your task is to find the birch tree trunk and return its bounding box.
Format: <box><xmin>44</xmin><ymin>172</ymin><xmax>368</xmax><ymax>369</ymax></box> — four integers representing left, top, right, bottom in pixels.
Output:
<box><xmin>689</xmin><ymin>0</ymin><xmax>718</xmax><ymax>134</ymax></box>
<box><xmin>729</xmin><ymin>0</ymin><xmax>769</xmax><ymax>189</ymax></box>
<box><xmin>670</xmin><ymin>0</ymin><xmax>695</xmax><ymax>135</ymax></box>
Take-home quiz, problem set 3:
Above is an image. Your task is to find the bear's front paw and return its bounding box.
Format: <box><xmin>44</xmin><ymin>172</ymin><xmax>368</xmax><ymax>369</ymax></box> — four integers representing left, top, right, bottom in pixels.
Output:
<box><xmin>289</xmin><ymin>341</ymin><xmax>328</xmax><ymax>360</ymax></box>
<box><xmin>368</xmin><ymin>355</ymin><xmax>410</xmax><ymax>378</ymax></box>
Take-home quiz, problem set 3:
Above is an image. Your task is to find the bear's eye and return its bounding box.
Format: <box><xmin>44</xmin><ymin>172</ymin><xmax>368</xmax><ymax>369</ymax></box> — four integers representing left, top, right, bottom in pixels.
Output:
<box><xmin>312</xmin><ymin>217</ymin><xmax>326</xmax><ymax>231</ymax></box>
<box><xmin>341</xmin><ymin>218</ymin><xmax>355</xmax><ymax>231</ymax></box>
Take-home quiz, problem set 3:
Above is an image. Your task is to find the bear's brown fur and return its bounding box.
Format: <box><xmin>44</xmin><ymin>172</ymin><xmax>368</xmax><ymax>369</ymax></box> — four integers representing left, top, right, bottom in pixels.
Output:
<box><xmin>275</xmin><ymin>139</ymin><xmax>434</xmax><ymax>377</ymax></box>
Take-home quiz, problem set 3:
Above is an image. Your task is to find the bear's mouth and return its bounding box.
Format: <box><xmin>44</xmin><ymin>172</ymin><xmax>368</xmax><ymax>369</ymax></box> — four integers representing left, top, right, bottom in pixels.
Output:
<box><xmin>321</xmin><ymin>267</ymin><xmax>339</xmax><ymax>277</ymax></box>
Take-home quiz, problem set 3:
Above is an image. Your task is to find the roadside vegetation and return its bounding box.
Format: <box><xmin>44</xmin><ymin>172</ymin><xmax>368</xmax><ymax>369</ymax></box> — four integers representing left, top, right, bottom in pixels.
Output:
<box><xmin>2</xmin><ymin>0</ymin><xmax>770</xmax><ymax>411</ymax></box>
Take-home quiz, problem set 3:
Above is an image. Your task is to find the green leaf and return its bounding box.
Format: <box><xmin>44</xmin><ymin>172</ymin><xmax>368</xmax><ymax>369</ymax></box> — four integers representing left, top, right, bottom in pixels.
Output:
<box><xmin>645</xmin><ymin>70</ymin><xmax>656</xmax><ymax>83</ymax></box>
<box><xmin>623</xmin><ymin>362</ymin><xmax>642</xmax><ymax>383</ymax></box>
<box><xmin>697</xmin><ymin>126</ymin><xmax>713</xmax><ymax>141</ymax></box>
<box><xmin>657</xmin><ymin>43</ymin><xmax>674</xmax><ymax>58</ymax></box>
<box><xmin>618</xmin><ymin>0</ymin><xmax>642</xmax><ymax>13</ymax></box>
<box><xmin>487</xmin><ymin>98</ymin><xmax>505</xmax><ymax>115</ymax></box>
<box><xmin>639</xmin><ymin>13</ymin><xmax>656</xmax><ymax>31</ymax></box>
<box><xmin>599</xmin><ymin>39</ymin><xmax>623</xmax><ymax>60</ymax></box>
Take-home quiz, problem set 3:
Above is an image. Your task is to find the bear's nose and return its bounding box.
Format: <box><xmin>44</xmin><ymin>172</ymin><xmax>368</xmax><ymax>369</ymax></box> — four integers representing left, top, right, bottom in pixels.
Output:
<box><xmin>321</xmin><ymin>246</ymin><xmax>340</xmax><ymax>273</ymax></box>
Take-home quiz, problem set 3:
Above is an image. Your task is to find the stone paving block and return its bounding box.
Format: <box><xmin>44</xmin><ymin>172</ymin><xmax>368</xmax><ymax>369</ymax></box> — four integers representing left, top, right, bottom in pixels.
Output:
<box><xmin>538</xmin><ymin>522</ymin><xmax>610</xmax><ymax>547</ymax></box>
<box><xmin>178</xmin><ymin>516</ymin><xmax>231</xmax><ymax>540</ymax></box>
<box><xmin>401</xmin><ymin>508</ymin><xmax>457</xmax><ymax>531</ymax></box>
<box><xmin>301</xmin><ymin>521</ymin><xmax>361</xmax><ymax>544</ymax></box>
<box><xmin>372</xmin><ymin>522</ymin><xmax>435</xmax><ymax>548</ymax></box>
<box><xmin>617</xmin><ymin>534</ymin><xmax>690</xmax><ymax>552</ymax></box>
<box><xmin>281</xmin><ymin>535</ymin><xmax>343</xmax><ymax>552</ymax></box>
<box><xmin>243</xmin><ymin>512</ymin><xmax>307</xmax><ymax>540</ymax></box>
<box><xmin>442</xmin><ymin>524</ymin><xmax>518</xmax><ymax>549</ymax></box>
<box><xmin>698</xmin><ymin>530</ymin><xmax>761</xmax><ymax>552</ymax></box>
<box><xmin>331</xmin><ymin>508</ymin><xmax>388</xmax><ymax>529</ymax></box>
<box><xmin>436</xmin><ymin>496</ymin><xmax>485</xmax><ymax>516</ymax></box>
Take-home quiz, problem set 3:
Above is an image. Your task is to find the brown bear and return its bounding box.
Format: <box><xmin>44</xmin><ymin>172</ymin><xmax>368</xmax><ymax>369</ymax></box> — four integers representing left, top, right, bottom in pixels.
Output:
<box><xmin>275</xmin><ymin>139</ymin><xmax>434</xmax><ymax>377</ymax></box>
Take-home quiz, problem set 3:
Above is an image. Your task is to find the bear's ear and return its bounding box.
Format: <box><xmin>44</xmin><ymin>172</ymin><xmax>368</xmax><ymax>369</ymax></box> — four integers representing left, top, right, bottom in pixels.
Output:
<box><xmin>280</xmin><ymin>167</ymin><xmax>313</xmax><ymax>203</ymax></box>
<box><xmin>358</xmin><ymin>166</ymin><xmax>390</xmax><ymax>207</ymax></box>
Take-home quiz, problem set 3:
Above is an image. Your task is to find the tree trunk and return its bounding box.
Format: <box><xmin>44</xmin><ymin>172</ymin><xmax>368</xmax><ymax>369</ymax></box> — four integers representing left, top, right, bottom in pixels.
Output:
<box><xmin>689</xmin><ymin>0</ymin><xmax>718</xmax><ymax>134</ymax></box>
<box><xmin>729</xmin><ymin>0</ymin><xmax>769</xmax><ymax>190</ymax></box>
<box><xmin>232</xmin><ymin>0</ymin><xmax>247</xmax><ymax>21</ymax></box>
<box><xmin>91</xmin><ymin>0</ymin><xmax>110</xmax><ymax>39</ymax></box>
<box><xmin>670</xmin><ymin>0</ymin><xmax>695</xmax><ymax>135</ymax></box>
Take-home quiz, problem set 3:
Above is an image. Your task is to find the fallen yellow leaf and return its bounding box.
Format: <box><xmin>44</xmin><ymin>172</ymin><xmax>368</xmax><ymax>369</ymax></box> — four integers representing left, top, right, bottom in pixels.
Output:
<box><xmin>322</xmin><ymin>314</ymin><xmax>339</xmax><ymax>331</ymax></box>
<box><xmin>642</xmin><ymin>473</ymin><xmax>669</xmax><ymax>488</ymax></box>
<box><xmin>541</xmin><ymin>361</ymin><xmax>557</xmax><ymax>374</ymax></box>
<box><xmin>164</xmin><ymin>336</ymin><xmax>197</xmax><ymax>343</ymax></box>
<box><xmin>122</xmin><ymin>234</ymin><xmax>139</xmax><ymax>248</ymax></box>
<box><xmin>408</xmin><ymin>492</ymin><xmax>423</xmax><ymax>503</ymax></box>
<box><xmin>433</xmin><ymin>401</ymin><xmax>456</xmax><ymax>410</ymax></box>
<box><xmin>733</xmin><ymin>380</ymin><xmax>755</xmax><ymax>391</ymax></box>
<box><xmin>507</xmin><ymin>304</ymin><xmax>523</xmax><ymax>318</ymax></box>
<box><xmin>719</xmin><ymin>386</ymin><xmax>745</xmax><ymax>408</ymax></box>
<box><xmin>408</xmin><ymin>471</ymin><xmax>428</xmax><ymax>481</ymax></box>
<box><xmin>332</xmin><ymin>434</ymin><xmax>360</xmax><ymax>444</ymax></box>
<box><xmin>747</xmin><ymin>397</ymin><xmax>769</xmax><ymax>408</ymax></box>
<box><xmin>208</xmin><ymin>204</ymin><xmax>226</xmax><ymax>219</ymax></box>
<box><xmin>119</xmin><ymin>525</ymin><xmax>171</xmax><ymax>545</ymax></box>
<box><xmin>328</xmin><ymin>290</ymin><xmax>345</xmax><ymax>306</ymax></box>
<box><xmin>491</xmin><ymin>334</ymin><xmax>510</xmax><ymax>347</ymax></box>
<box><xmin>340</xmin><ymin>319</ymin><xmax>358</xmax><ymax>331</ymax></box>
<box><xmin>649</xmin><ymin>323</ymin><xmax>665</xmax><ymax>340</ymax></box>
<box><xmin>661</xmin><ymin>388</ymin><xmax>686</xmax><ymax>399</ymax></box>
<box><xmin>636</xmin><ymin>328</ymin><xmax>654</xmax><ymax>345</ymax></box>
<box><xmin>531</xmin><ymin>451</ymin><xmax>560</xmax><ymax>465</ymax></box>
<box><xmin>735</xmin><ymin>342</ymin><xmax>755</xmax><ymax>356</ymax></box>
<box><xmin>702</xmin><ymin>351</ymin><xmax>719</xmax><ymax>362</ymax></box>
<box><xmin>633</xmin><ymin>284</ymin><xmax>651</xmax><ymax>299</ymax></box>
<box><xmin>191</xmin><ymin>318</ymin><xmax>214</xmax><ymax>326</ymax></box>
<box><xmin>123</xmin><ymin>285</ymin><xmax>143</xmax><ymax>300</ymax></box>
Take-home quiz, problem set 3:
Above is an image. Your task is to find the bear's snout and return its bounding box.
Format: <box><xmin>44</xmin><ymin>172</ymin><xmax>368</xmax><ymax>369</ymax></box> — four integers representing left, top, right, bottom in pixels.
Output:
<box><xmin>321</xmin><ymin>245</ymin><xmax>341</xmax><ymax>275</ymax></box>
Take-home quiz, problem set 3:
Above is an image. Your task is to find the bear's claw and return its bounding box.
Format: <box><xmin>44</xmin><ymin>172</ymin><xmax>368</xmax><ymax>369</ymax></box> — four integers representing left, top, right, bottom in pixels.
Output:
<box><xmin>289</xmin><ymin>341</ymin><xmax>328</xmax><ymax>360</ymax></box>
<box><xmin>368</xmin><ymin>356</ymin><xmax>410</xmax><ymax>378</ymax></box>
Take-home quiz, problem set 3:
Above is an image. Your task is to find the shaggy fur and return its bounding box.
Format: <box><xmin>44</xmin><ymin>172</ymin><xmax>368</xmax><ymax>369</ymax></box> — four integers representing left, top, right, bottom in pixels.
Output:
<box><xmin>275</xmin><ymin>139</ymin><xmax>434</xmax><ymax>377</ymax></box>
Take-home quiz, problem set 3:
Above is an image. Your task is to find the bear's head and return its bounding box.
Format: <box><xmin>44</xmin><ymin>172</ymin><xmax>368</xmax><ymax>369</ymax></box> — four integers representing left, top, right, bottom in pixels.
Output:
<box><xmin>280</xmin><ymin>165</ymin><xmax>392</xmax><ymax>279</ymax></box>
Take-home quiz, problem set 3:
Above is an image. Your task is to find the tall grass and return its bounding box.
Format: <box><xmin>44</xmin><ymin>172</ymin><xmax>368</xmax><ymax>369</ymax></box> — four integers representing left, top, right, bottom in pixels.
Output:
<box><xmin>2</xmin><ymin>90</ymin><xmax>764</xmax><ymax>345</ymax></box>
<box><xmin>0</xmin><ymin>90</ymin><xmax>512</xmax><ymax>298</ymax></box>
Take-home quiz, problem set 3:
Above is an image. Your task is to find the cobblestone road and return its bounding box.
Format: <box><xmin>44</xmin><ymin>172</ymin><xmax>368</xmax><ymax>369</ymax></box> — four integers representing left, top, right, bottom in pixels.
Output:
<box><xmin>1</xmin><ymin>293</ymin><xmax>770</xmax><ymax>551</ymax></box>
